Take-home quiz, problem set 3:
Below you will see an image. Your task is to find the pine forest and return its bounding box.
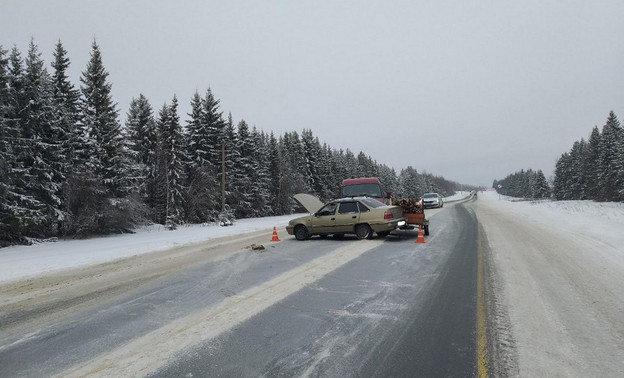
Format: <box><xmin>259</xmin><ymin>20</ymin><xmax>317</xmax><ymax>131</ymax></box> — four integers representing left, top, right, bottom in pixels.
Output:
<box><xmin>0</xmin><ymin>40</ymin><xmax>468</xmax><ymax>246</ymax></box>
<box><xmin>494</xmin><ymin>111</ymin><xmax>624</xmax><ymax>202</ymax></box>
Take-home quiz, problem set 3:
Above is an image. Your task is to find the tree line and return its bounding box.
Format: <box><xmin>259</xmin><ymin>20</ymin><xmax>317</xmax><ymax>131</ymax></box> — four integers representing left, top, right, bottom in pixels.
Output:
<box><xmin>0</xmin><ymin>40</ymin><xmax>468</xmax><ymax>246</ymax></box>
<box><xmin>492</xmin><ymin>169</ymin><xmax>550</xmax><ymax>199</ymax></box>
<box><xmin>552</xmin><ymin>111</ymin><xmax>624</xmax><ymax>201</ymax></box>
<box><xmin>494</xmin><ymin>110</ymin><xmax>624</xmax><ymax>201</ymax></box>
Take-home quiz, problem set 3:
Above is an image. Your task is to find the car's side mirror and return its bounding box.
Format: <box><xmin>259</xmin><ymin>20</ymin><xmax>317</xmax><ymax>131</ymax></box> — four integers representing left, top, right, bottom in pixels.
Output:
<box><xmin>386</xmin><ymin>191</ymin><xmax>392</xmax><ymax>199</ymax></box>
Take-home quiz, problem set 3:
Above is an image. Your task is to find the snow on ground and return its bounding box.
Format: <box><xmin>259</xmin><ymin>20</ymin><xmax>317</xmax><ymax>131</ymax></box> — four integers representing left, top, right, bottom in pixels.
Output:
<box><xmin>478</xmin><ymin>190</ymin><xmax>624</xmax><ymax>377</ymax></box>
<box><xmin>0</xmin><ymin>193</ymin><xmax>472</xmax><ymax>284</ymax></box>
<box><xmin>3</xmin><ymin>188</ymin><xmax>619</xmax><ymax>290</ymax></box>
<box><xmin>0</xmin><ymin>214</ymin><xmax>295</xmax><ymax>284</ymax></box>
<box><xmin>481</xmin><ymin>190</ymin><xmax>624</xmax><ymax>248</ymax></box>
<box><xmin>445</xmin><ymin>191</ymin><xmax>472</xmax><ymax>202</ymax></box>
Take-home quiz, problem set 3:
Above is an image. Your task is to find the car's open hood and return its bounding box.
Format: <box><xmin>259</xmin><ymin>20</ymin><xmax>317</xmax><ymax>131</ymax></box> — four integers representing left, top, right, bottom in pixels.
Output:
<box><xmin>293</xmin><ymin>193</ymin><xmax>324</xmax><ymax>214</ymax></box>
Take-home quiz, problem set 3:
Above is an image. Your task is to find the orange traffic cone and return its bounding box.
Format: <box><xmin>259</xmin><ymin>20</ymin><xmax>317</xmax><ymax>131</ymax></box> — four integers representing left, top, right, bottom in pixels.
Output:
<box><xmin>415</xmin><ymin>225</ymin><xmax>426</xmax><ymax>244</ymax></box>
<box><xmin>271</xmin><ymin>226</ymin><xmax>280</xmax><ymax>242</ymax></box>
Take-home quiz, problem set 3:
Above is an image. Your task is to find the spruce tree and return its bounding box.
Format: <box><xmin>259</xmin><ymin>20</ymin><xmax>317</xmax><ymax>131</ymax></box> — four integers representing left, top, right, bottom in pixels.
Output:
<box><xmin>2</xmin><ymin>46</ymin><xmax>46</xmax><ymax>242</ymax></box>
<box><xmin>316</xmin><ymin>143</ymin><xmax>336</xmax><ymax>200</ymax></box>
<box><xmin>398</xmin><ymin>166</ymin><xmax>422</xmax><ymax>198</ymax></box>
<box><xmin>80</xmin><ymin>40</ymin><xmax>129</xmax><ymax>197</ymax></box>
<box><xmin>598</xmin><ymin>111</ymin><xmax>621</xmax><ymax>201</ymax></box>
<box><xmin>22</xmin><ymin>40</ymin><xmax>65</xmax><ymax>236</ymax></box>
<box><xmin>125</xmin><ymin>94</ymin><xmax>158</xmax><ymax>208</ymax></box>
<box><xmin>301</xmin><ymin>129</ymin><xmax>319</xmax><ymax>195</ymax></box>
<box><xmin>283</xmin><ymin>131</ymin><xmax>309</xmax><ymax>192</ymax></box>
<box><xmin>185</xmin><ymin>90</ymin><xmax>221</xmax><ymax>222</ymax></box>
<box><xmin>533</xmin><ymin>169</ymin><xmax>550</xmax><ymax>199</ymax></box>
<box><xmin>276</xmin><ymin>134</ymin><xmax>305</xmax><ymax>214</ymax></box>
<box><xmin>202</xmin><ymin>88</ymin><xmax>224</xmax><ymax>167</ymax></box>
<box><xmin>344</xmin><ymin>149</ymin><xmax>360</xmax><ymax>178</ymax></box>
<box><xmin>156</xmin><ymin>96</ymin><xmax>186</xmax><ymax>229</ymax></box>
<box><xmin>267</xmin><ymin>132</ymin><xmax>282</xmax><ymax>209</ymax></box>
<box><xmin>222</xmin><ymin>113</ymin><xmax>241</xmax><ymax>214</ymax></box>
<box><xmin>378</xmin><ymin>164</ymin><xmax>398</xmax><ymax>198</ymax></box>
<box><xmin>51</xmin><ymin>40</ymin><xmax>83</xmax><ymax>173</ymax></box>
<box><xmin>616</xmin><ymin>120</ymin><xmax>624</xmax><ymax>201</ymax></box>
<box><xmin>553</xmin><ymin>153</ymin><xmax>572</xmax><ymax>200</ymax></box>
<box><xmin>0</xmin><ymin>45</ymin><xmax>16</xmax><ymax>243</ymax></box>
<box><xmin>233</xmin><ymin>119</ymin><xmax>256</xmax><ymax>218</ymax></box>
<box><xmin>585</xmin><ymin>126</ymin><xmax>602</xmax><ymax>200</ymax></box>
<box><xmin>186</xmin><ymin>91</ymin><xmax>206</xmax><ymax>169</ymax></box>
<box><xmin>569</xmin><ymin>140</ymin><xmax>587</xmax><ymax>199</ymax></box>
<box><xmin>250</xmin><ymin>128</ymin><xmax>272</xmax><ymax>216</ymax></box>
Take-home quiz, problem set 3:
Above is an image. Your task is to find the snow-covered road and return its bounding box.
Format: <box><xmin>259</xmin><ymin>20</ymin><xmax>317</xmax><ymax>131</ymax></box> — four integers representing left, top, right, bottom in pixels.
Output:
<box><xmin>3</xmin><ymin>190</ymin><xmax>623</xmax><ymax>376</ymax></box>
<box><xmin>475</xmin><ymin>191</ymin><xmax>624</xmax><ymax>377</ymax></box>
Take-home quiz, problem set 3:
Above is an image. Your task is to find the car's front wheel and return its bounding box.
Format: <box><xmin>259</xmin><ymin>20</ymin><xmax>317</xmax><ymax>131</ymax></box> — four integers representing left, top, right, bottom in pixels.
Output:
<box><xmin>294</xmin><ymin>225</ymin><xmax>309</xmax><ymax>241</ymax></box>
<box><xmin>355</xmin><ymin>224</ymin><xmax>372</xmax><ymax>240</ymax></box>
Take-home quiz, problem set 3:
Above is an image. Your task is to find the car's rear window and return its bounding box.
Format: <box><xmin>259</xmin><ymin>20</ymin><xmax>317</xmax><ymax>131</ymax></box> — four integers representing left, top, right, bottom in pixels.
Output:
<box><xmin>357</xmin><ymin>202</ymin><xmax>370</xmax><ymax>213</ymax></box>
<box><xmin>359</xmin><ymin>198</ymin><xmax>384</xmax><ymax>208</ymax></box>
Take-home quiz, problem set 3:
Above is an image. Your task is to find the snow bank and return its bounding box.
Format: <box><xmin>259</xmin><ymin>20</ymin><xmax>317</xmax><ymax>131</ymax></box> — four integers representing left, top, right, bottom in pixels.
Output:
<box><xmin>0</xmin><ymin>215</ymin><xmax>295</xmax><ymax>283</ymax></box>
<box><xmin>445</xmin><ymin>191</ymin><xmax>472</xmax><ymax>202</ymax></box>
<box><xmin>480</xmin><ymin>190</ymin><xmax>624</xmax><ymax>249</ymax></box>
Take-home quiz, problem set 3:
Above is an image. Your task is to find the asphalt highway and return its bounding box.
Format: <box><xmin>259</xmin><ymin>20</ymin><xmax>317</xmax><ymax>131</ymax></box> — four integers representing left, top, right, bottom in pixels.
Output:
<box><xmin>0</xmin><ymin>198</ymin><xmax>481</xmax><ymax>377</ymax></box>
<box><xmin>153</xmin><ymin>200</ymin><xmax>480</xmax><ymax>377</ymax></box>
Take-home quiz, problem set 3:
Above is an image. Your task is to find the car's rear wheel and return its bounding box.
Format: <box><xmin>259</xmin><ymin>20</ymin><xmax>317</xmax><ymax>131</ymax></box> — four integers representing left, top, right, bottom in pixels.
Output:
<box><xmin>355</xmin><ymin>224</ymin><xmax>372</xmax><ymax>240</ymax></box>
<box><xmin>424</xmin><ymin>225</ymin><xmax>430</xmax><ymax>236</ymax></box>
<box><xmin>294</xmin><ymin>225</ymin><xmax>309</xmax><ymax>241</ymax></box>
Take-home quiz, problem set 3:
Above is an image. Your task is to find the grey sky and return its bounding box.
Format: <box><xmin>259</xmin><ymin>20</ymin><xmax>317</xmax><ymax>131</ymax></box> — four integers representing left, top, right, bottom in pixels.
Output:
<box><xmin>2</xmin><ymin>1</ymin><xmax>624</xmax><ymax>186</ymax></box>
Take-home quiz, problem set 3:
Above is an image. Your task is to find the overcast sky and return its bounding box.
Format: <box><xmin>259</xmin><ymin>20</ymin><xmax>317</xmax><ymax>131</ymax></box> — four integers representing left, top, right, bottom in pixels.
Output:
<box><xmin>2</xmin><ymin>1</ymin><xmax>624</xmax><ymax>186</ymax></box>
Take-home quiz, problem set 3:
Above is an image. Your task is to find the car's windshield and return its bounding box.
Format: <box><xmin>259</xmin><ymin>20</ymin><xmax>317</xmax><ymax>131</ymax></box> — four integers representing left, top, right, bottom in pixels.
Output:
<box><xmin>422</xmin><ymin>193</ymin><xmax>438</xmax><ymax>198</ymax></box>
<box><xmin>341</xmin><ymin>183</ymin><xmax>383</xmax><ymax>198</ymax></box>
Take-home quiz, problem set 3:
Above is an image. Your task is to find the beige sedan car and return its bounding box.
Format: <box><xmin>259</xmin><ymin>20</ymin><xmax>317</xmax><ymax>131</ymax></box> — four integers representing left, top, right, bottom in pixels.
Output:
<box><xmin>286</xmin><ymin>194</ymin><xmax>406</xmax><ymax>240</ymax></box>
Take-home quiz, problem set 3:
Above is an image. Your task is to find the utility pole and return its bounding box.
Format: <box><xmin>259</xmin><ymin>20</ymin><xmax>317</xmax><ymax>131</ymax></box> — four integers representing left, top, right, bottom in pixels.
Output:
<box><xmin>221</xmin><ymin>139</ymin><xmax>226</xmax><ymax>213</ymax></box>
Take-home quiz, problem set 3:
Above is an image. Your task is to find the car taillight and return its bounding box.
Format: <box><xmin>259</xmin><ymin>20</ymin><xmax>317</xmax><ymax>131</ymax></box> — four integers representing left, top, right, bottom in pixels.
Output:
<box><xmin>384</xmin><ymin>212</ymin><xmax>393</xmax><ymax>219</ymax></box>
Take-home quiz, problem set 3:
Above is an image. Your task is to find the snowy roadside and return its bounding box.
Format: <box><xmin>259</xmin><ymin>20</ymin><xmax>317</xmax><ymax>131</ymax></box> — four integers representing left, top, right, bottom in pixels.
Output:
<box><xmin>0</xmin><ymin>192</ymin><xmax>470</xmax><ymax>284</ymax></box>
<box><xmin>444</xmin><ymin>190</ymin><xmax>473</xmax><ymax>202</ymax></box>
<box><xmin>476</xmin><ymin>190</ymin><xmax>624</xmax><ymax>377</ymax></box>
<box><xmin>481</xmin><ymin>190</ymin><xmax>624</xmax><ymax>249</ymax></box>
<box><xmin>0</xmin><ymin>214</ymin><xmax>295</xmax><ymax>284</ymax></box>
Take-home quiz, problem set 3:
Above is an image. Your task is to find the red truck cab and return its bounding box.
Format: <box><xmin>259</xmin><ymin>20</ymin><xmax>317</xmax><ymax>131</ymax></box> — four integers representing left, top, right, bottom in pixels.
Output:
<box><xmin>339</xmin><ymin>177</ymin><xmax>391</xmax><ymax>204</ymax></box>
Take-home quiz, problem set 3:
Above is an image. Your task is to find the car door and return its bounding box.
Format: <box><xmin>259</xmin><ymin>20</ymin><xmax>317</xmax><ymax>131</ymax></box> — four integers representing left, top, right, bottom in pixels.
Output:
<box><xmin>333</xmin><ymin>201</ymin><xmax>360</xmax><ymax>233</ymax></box>
<box><xmin>310</xmin><ymin>202</ymin><xmax>337</xmax><ymax>234</ymax></box>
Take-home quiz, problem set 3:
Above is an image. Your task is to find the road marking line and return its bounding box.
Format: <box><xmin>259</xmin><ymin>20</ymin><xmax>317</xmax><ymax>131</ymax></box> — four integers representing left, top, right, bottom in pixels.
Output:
<box><xmin>55</xmin><ymin>240</ymin><xmax>383</xmax><ymax>378</ymax></box>
<box><xmin>477</xmin><ymin>227</ymin><xmax>488</xmax><ymax>378</ymax></box>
